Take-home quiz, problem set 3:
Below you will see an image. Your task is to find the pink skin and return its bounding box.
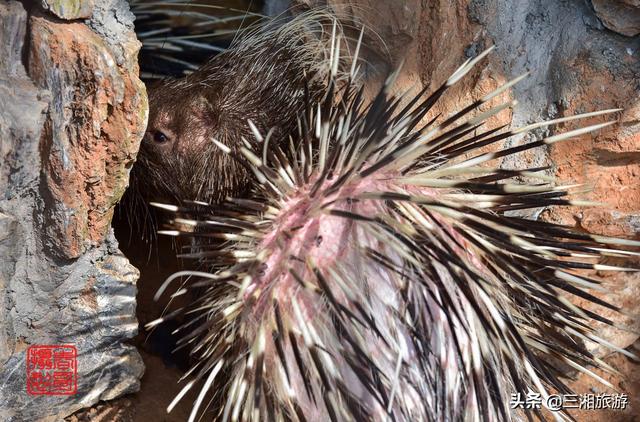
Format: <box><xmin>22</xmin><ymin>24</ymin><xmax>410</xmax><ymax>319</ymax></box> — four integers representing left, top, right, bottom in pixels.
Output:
<box><xmin>248</xmin><ymin>174</ymin><xmax>390</xmax><ymax>302</ymax></box>
<box><xmin>251</xmin><ymin>174</ymin><xmax>481</xmax><ymax>303</ymax></box>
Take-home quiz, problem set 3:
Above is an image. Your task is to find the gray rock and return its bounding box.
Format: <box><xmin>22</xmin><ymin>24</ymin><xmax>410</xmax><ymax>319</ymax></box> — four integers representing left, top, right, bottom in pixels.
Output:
<box><xmin>0</xmin><ymin>1</ymin><xmax>145</xmax><ymax>420</ymax></box>
<box><xmin>41</xmin><ymin>0</ymin><xmax>95</xmax><ymax>20</ymax></box>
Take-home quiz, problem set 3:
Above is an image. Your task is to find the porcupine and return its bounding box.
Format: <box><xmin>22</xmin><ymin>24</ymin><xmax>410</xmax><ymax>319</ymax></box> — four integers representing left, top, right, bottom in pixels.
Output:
<box><xmin>142</xmin><ymin>11</ymin><xmax>639</xmax><ymax>422</ymax></box>
<box><xmin>128</xmin><ymin>10</ymin><xmax>352</xmax><ymax>216</ymax></box>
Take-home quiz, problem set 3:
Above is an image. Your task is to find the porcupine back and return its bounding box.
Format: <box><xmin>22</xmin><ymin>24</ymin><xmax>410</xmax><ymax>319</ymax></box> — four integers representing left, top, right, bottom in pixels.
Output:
<box><xmin>149</xmin><ymin>16</ymin><xmax>638</xmax><ymax>422</ymax></box>
<box><xmin>126</xmin><ymin>10</ymin><xmax>355</xmax><ymax>234</ymax></box>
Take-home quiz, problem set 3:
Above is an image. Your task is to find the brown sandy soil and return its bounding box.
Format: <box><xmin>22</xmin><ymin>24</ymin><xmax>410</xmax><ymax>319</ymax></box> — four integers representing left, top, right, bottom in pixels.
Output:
<box><xmin>563</xmin><ymin>340</ymin><xmax>640</xmax><ymax>422</ymax></box>
<box><xmin>67</xmin><ymin>350</ymin><xmax>197</xmax><ymax>422</ymax></box>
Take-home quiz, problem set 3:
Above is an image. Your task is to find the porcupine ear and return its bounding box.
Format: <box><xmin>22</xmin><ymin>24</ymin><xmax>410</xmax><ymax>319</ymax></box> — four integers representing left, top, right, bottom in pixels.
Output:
<box><xmin>184</xmin><ymin>94</ymin><xmax>223</xmax><ymax>137</ymax></box>
<box><xmin>190</xmin><ymin>94</ymin><xmax>217</xmax><ymax>118</ymax></box>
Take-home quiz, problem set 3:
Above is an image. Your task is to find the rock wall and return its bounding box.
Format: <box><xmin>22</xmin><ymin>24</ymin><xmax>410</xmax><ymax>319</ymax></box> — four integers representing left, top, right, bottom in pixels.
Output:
<box><xmin>0</xmin><ymin>1</ymin><xmax>146</xmax><ymax>420</ymax></box>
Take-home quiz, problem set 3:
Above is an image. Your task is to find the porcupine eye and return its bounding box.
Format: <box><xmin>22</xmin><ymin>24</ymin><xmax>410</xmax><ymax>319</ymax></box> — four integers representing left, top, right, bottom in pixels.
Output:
<box><xmin>153</xmin><ymin>131</ymin><xmax>169</xmax><ymax>144</ymax></box>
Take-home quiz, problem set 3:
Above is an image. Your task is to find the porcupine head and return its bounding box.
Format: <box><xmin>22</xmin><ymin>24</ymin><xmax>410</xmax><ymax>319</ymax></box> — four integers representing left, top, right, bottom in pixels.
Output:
<box><xmin>148</xmin><ymin>10</ymin><xmax>636</xmax><ymax>422</ymax></box>
<box><xmin>132</xmin><ymin>11</ymin><xmax>348</xmax><ymax>208</ymax></box>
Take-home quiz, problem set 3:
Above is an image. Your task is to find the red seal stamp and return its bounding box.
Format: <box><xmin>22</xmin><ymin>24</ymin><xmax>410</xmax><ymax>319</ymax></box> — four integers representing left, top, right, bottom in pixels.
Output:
<box><xmin>26</xmin><ymin>345</ymin><xmax>78</xmax><ymax>395</ymax></box>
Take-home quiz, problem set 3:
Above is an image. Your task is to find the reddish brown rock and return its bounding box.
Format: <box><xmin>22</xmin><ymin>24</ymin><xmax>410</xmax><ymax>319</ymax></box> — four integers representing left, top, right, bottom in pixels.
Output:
<box><xmin>28</xmin><ymin>12</ymin><xmax>147</xmax><ymax>259</ymax></box>
<box><xmin>592</xmin><ymin>0</ymin><xmax>640</xmax><ymax>37</ymax></box>
<box><xmin>543</xmin><ymin>48</ymin><xmax>640</xmax><ymax>355</ymax></box>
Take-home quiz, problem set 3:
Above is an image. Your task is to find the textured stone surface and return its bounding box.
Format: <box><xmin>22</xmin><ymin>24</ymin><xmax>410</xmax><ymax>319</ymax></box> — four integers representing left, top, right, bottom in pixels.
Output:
<box><xmin>41</xmin><ymin>0</ymin><xmax>95</xmax><ymax>20</ymax></box>
<box><xmin>29</xmin><ymin>9</ymin><xmax>146</xmax><ymax>260</ymax></box>
<box><xmin>592</xmin><ymin>0</ymin><xmax>640</xmax><ymax>37</ymax></box>
<box><xmin>0</xmin><ymin>1</ymin><xmax>146</xmax><ymax>420</ymax></box>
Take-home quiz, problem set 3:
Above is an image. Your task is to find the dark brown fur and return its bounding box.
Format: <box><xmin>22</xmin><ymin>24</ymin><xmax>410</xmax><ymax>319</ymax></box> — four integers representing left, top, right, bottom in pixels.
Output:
<box><xmin>129</xmin><ymin>14</ymin><xmax>338</xmax><ymax>207</ymax></box>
